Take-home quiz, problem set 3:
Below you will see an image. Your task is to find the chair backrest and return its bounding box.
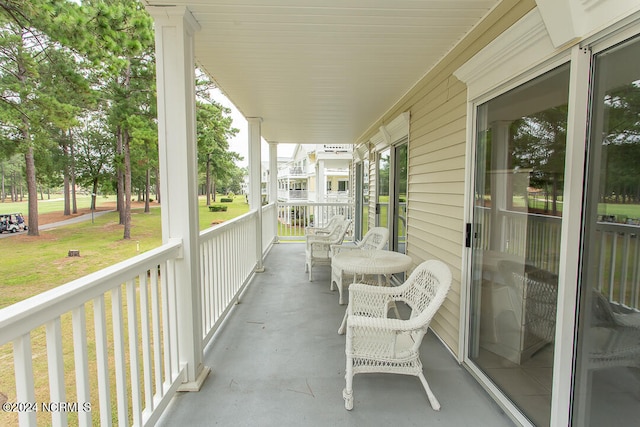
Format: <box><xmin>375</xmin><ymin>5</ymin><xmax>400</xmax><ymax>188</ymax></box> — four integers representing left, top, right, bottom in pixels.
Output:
<box><xmin>358</xmin><ymin>227</ymin><xmax>389</xmax><ymax>251</ymax></box>
<box><xmin>324</xmin><ymin>215</ymin><xmax>344</xmax><ymax>230</ymax></box>
<box><xmin>329</xmin><ymin>219</ymin><xmax>352</xmax><ymax>244</ymax></box>
<box><xmin>402</xmin><ymin>260</ymin><xmax>452</xmax><ymax>326</ymax></box>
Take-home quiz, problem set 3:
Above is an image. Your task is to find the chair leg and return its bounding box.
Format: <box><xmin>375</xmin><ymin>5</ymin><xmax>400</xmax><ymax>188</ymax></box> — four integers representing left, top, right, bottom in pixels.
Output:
<box><xmin>330</xmin><ymin>267</ymin><xmax>338</xmax><ymax>291</ymax></box>
<box><xmin>308</xmin><ymin>262</ymin><xmax>313</xmax><ymax>281</ymax></box>
<box><xmin>418</xmin><ymin>372</ymin><xmax>441</xmax><ymax>411</ymax></box>
<box><xmin>343</xmin><ymin>356</ymin><xmax>354</xmax><ymax>410</ymax></box>
<box><xmin>338</xmin><ymin>308</ymin><xmax>347</xmax><ymax>335</ymax></box>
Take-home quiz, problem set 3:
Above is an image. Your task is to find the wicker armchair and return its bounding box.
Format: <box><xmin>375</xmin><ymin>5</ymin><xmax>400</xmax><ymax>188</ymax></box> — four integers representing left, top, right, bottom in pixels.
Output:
<box><xmin>330</xmin><ymin>227</ymin><xmax>390</xmax><ymax>304</ymax></box>
<box><xmin>343</xmin><ymin>260</ymin><xmax>452</xmax><ymax>411</ymax></box>
<box><xmin>305</xmin><ymin>214</ymin><xmax>344</xmax><ymax>236</ymax></box>
<box><xmin>305</xmin><ymin>219</ymin><xmax>351</xmax><ymax>281</ymax></box>
<box><xmin>588</xmin><ymin>290</ymin><xmax>640</xmax><ymax>371</ymax></box>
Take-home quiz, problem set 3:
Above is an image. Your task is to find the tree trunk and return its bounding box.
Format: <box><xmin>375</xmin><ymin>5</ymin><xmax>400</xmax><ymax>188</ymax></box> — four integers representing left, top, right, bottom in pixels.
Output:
<box><xmin>70</xmin><ymin>130</ymin><xmax>77</xmax><ymax>214</ymax></box>
<box><xmin>123</xmin><ymin>129</ymin><xmax>132</xmax><ymax>239</ymax></box>
<box><xmin>63</xmin><ymin>141</ymin><xmax>71</xmax><ymax>216</ymax></box>
<box><xmin>145</xmin><ymin>166</ymin><xmax>150</xmax><ymax>213</ymax></box>
<box><xmin>551</xmin><ymin>173</ymin><xmax>558</xmax><ymax>216</ymax></box>
<box><xmin>1</xmin><ymin>164</ymin><xmax>4</xmax><ymax>202</ymax></box>
<box><xmin>25</xmin><ymin>145</ymin><xmax>39</xmax><ymax>236</ymax></box>
<box><xmin>116</xmin><ymin>126</ymin><xmax>125</xmax><ymax>224</ymax></box>
<box><xmin>206</xmin><ymin>154</ymin><xmax>211</xmax><ymax>205</ymax></box>
<box><xmin>91</xmin><ymin>177</ymin><xmax>99</xmax><ymax>210</ymax></box>
<box><xmin>155</xmin><ymin>168</ymin><xmax>161</xmax><ymax>204</ymax></box>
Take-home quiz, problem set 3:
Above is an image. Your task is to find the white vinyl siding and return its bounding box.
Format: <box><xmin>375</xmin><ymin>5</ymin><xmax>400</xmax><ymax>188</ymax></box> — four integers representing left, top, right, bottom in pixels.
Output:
<box><xmin>355</xmin><ymin>0</ymin><xmax>536</xmax><ymax>356</ymax></box>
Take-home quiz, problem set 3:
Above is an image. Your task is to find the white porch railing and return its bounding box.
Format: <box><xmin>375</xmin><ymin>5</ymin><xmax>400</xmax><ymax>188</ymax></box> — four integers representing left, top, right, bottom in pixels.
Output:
<box><xmin>277</xmin><ymin>189</ymin><xmax>308</xmax><ymax>200</ymax></box>
<box><xmin>322</xmin><ymin>144</ymin><xmax>350</xmax><ymax>152</ymax></box>
<box><xmin>0</xmin><ymin>203</ymin><xmax>279</xmax><ymax>427</ymax></box>
<box><xmin>595</xmin><ymin>222</ymin><xmax>640</xmax><ymax>311</ymax></box>
<box><xmin>199</xmin><ymin>204</ymin><xmax>277</xmax><ymax>347</ymax></box>
<box><xmin>277</xmin><ymin>201</ymin><xmax>353</xmax><ymax>241</ymax></box>
<box><xmin>476</xmin><ymin>207</ymin><xmax>640</xmax><ymax>310</ymax></box>
<box><xmin>0</xmin><ymin>240</ymin><xmax>184</xmax><ymax>427</ymax></box>
<box><xmin>262</xmin><ymin>203</ymin><xmax>277</xmax><ymax>253</ymax></box>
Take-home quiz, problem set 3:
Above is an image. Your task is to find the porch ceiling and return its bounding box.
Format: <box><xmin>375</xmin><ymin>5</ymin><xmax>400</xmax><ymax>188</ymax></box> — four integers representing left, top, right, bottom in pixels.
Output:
<box><xmin>145</xmin><ymin>0</ymin><xmax>499</xmax><ymax>145</ymax></box>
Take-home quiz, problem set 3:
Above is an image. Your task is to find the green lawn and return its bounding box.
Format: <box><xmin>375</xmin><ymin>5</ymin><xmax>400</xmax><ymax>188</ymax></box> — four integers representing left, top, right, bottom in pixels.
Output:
<box><xmin>0</xmin><ymin>194</ymin><xmax>115</xmax><ymax>215</ymax></box>
<box><xmin>0</xmin><ymin>195</ymin><xmax>249</xmax><ymax>308</ymax></box>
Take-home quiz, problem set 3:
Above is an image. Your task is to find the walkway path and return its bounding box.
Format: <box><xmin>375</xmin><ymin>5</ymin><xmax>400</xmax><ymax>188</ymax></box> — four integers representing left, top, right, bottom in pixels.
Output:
<box><xmin>0</xmin><ymin>210</ymin><xmax>115</xmax><ymax>238</ymax></box>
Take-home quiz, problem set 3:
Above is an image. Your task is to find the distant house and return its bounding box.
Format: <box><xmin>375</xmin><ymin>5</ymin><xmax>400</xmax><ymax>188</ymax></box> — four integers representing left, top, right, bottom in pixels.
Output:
<box><xmin>277</xmin><ymin>144</ymin><xmax>352</xmax><ymax>203</ymax></box>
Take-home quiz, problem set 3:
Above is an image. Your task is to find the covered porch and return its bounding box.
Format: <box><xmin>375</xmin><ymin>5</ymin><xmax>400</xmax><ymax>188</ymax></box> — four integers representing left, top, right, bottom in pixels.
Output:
<box><xmin>3</xmin><ymin>0</ymin><xmax>640</xmax><ymax>426</ymax></box>
<box><xmin>157</xmin><ymin>243</ymin><xmax>513</xmax><ymax>426</ymax></box>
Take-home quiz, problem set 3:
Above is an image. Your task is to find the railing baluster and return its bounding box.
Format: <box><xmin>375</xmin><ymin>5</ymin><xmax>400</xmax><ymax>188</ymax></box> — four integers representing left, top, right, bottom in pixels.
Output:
<box><xmin>598</xmin><ymin>231</ymin><xmax>607</xmax><ymax>293</ymax></box>
<box><xmin>166</xmin><ymin>260</ymin><xmax>180</xmax><ymax>379</ymax></box>
<box><xmin>139</xmin><ymin>272</ymin><xmax>153</xmax><ymax>414</ymax></box>
<box><xmin>45</xmin><ymin>318</ymin><xmax>66</xmax><ymax>427</ymax></box>
<box><xmin>72</xmin><ymin>306</ymin><xmax>91</xmax><ymax>427</ymax></box>
<box><xmin>111</xmin><ymin>286</ymin><xmax>129</xmax><ymax>426</ymax></box>
<box><xmin>621</xmin><ymin>233</ymin><xmax>630</xmax><ymax>306</ymax></box>
<box><xmin>14</xmin><ymin>333</ymin><xmax>36</xmax><ymax>426</ymax></box>
<box><xmin>633</xmin><ymin>237</ymin><xmax>640</xmax><ymax>310</ymax></box>
<box><xmin>126</xmin><ymin>279</ymin><xmax>142</xmax><ymax>426</ymax></box>
<box><xmin>160</xmin><ymin>261</ymin><xmax>172</xmax><ymax>387</ymax></box>
<box><xmin>93</xmin><ymin>295</ymin><xmax>112</xmax><ymax>426</ymax></box>
<box><xmin>150</xmin><ymin>269</ymin><xmax>163</xmax><ymax>401</ymax></box>
<box><xmin>609</xmin><ymin>233</ymin><xmax>618</xmax><ymax>302</ymax></box>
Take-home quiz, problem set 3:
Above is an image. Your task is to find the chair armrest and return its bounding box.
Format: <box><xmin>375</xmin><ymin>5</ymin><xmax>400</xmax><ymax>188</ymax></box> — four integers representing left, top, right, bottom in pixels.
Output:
<box><xmin>305</xmin><ymin>227</ymin><xmax>330</xmax><ymax>236</ymax></box>
<box><xmin>308</xmin><ymin>240</ymin><xmax>331</xmax><ymax>254</ymax></box>
<box><xmin>306</xmin><ymin>234</ymin><xmax>332</xmax><ymax>245</ymax></box>
<box><xmin>348</xmin><ymin>310</ymin><xmax>426</xmax><ymax>332</ymax></box>
<box><xmin>330</xmin><ymin>243</ymin><xmax>359</xmax><ymax>257</ymax></box>
<box><xmin>348</xmin><ymin>283</ymin><xmax>398</xmax><ymax>318</ymax></box>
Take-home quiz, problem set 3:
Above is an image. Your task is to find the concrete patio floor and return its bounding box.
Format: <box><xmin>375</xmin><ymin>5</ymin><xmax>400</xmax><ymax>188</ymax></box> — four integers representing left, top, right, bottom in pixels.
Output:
<box><xmin>158</xmin><ymin>243</ymin><xmax>514</xmax><ymax>426</ymax></box>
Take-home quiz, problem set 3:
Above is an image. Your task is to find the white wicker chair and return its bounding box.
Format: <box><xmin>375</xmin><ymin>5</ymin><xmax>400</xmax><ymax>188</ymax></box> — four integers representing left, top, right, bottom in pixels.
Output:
<box><xmin>330</xmin><ymin>227</ymin><xmax>390</xmax><ymax>304</ymax></box>
<box><xmin>305</xmin><ymin>219</ymin><xmax>351</xmax><ymax>281</ymax></box>
<box><xmin>588</xmin><ymin>290</ymin><xmax>640</xmax><ymax>371</ymax></box>
<box><xmin>305</xmin><ymin>214</ymin><xmax>344</xmax><ymax>236</ymax></box>
<box><xmin>343</xmin><ymin>259</ymin><xmax>452</xmax><ymax>411</ymax></box>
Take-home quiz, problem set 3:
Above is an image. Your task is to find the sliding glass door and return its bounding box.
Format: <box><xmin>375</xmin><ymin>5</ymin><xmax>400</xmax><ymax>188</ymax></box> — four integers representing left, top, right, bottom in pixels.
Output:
<box><xmin>392</xmin><ymin>143</ymin><xmax>408</xmax><ymax>253</ymax></box>
<box><xmin>468</xmin><ymin>64</ymin><xmax>570</xmax><ymax>427</ymax></box>
<box><xmin>376</xmin><ymin>142</ymin><xmax>407</xmax><ymax>253</ymax></box>
<box><xmin>572</xmin><ymin>35</ymin><xmax>640</xmax><ymax>427</ymax></box>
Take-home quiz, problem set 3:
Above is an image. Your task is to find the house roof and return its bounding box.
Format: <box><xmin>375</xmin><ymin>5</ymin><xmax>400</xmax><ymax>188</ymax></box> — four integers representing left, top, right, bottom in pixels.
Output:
<box><xmin>144</xmin><ymin>0</ymin><xmax>499</xmax><ymax>145</ymax></box>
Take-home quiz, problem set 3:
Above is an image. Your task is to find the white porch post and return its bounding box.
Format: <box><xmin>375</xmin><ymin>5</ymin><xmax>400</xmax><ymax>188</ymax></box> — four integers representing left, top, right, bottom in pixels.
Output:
<box><xmin>317</xmin><ymin>159</ymin><xmax>326</xmax><ymax>202</ymax></box>
<box><xmin>147</xmin><ymin>6</ymin><xmax>209</xmax><ymax>390</ymax></box>
<box><xmin>316</xmin><ymin>159</ymin><xmax>326</xmax><ymax>225</ymax></box>
<box><xmin>268</xmin><ymin>141</ymin><xmax>278</xmax><ymax>203</ymax></box>
<box><xmin>268</xmin><ymin>141</ymin><xmax>279</xmax><ymax>243</ymax></box>
<box><xmin>248</xmin><ymin>118</ymin><xmax>265</xmax><ymax>272</ymax></box>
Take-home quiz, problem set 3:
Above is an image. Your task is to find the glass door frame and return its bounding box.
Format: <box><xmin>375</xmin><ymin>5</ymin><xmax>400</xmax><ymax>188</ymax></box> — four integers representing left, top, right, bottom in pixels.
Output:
<box><xmin>461</xmin><ymin>46</ymin><xmax>588</xmax><ymax>427</ymax></box>
<box><xmin>375</xmin><ymin>139</ymin><xmax>408</xmax><ymax>253</ymax></box>
<box><xmin>354</xmin><ymin>161</ymin><xmax>364</xmax><ymax>241</ymax></box>
<box><xmin>390</xmin><ymin>140</ymin><xmax>408</xmax><ymax>253</ymax></box>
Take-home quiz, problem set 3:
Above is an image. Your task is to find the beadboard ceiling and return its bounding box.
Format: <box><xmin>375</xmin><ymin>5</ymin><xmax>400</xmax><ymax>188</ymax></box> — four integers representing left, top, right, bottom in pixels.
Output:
<box><xmin>144</xmin><ymin>0</ymin><xmax>499</xmax><ymax>145</ymax></box>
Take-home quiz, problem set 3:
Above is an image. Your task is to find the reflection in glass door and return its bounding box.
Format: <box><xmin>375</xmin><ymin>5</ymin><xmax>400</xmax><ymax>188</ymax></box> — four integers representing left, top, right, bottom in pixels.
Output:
<box><xmin>573</xmin><ymin>36</ymin><xmax>640</xmax><ymax>426</ymax></box>
<box><xmin>468</xmin><ymin>65</ymin><xmax>570</xmax><ymax>427</ymax></box>
<box><xmin>393</xmin><ymin>143</ymin><xmax>408</xmax><ymax>253</ymax></box>
<box><xmin>376</xmin><ymin>149</ymin><xmax>390</xmax><ymax>229</ymax></box>
<box><xmin>354</xmin><ymin>161</ymin><xmax>370</xmax><ymax>240</ymax></box>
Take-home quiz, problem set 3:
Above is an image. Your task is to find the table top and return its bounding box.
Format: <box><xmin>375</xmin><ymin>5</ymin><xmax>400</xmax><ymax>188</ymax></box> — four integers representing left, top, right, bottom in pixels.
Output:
<box><xmin>332</xmin><ymin>249</ymin><xmax>412</xmax><ymax>275</ymax></box>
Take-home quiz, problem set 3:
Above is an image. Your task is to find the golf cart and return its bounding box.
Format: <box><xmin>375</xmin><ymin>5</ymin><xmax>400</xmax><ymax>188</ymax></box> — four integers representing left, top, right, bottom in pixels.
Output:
<box><xmin>0</xmin><ymin>213</ymin><xmax>27</xmax><ymax>233</ymax></box>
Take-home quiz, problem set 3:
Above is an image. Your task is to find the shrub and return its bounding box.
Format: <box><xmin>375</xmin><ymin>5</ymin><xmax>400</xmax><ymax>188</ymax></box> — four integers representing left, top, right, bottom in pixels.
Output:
<box><xmin>208</xmin><ymin>205</ymin><xmax>228</xmax><ymax>212</ymax></box>
<box><xmin>220</xmin><ymin>198</ymin><xmax>233</xmax><ymax>203</ymax></box>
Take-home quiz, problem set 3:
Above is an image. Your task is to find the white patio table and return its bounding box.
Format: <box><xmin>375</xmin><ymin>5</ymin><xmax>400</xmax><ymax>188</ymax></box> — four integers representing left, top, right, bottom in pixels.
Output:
<box><xmin>332</xmin><ymin>249</ymin><xmax>412</xmax><ymax>334</ymax></box>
